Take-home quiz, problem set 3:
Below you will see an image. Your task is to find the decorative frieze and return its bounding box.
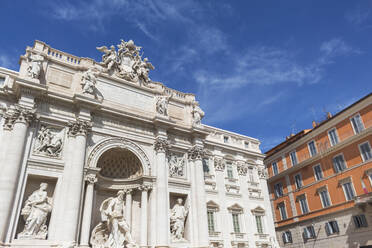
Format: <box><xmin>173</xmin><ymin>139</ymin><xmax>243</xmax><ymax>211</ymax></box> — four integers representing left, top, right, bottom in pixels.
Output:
<box><xmin>214</xmin><ymin>157</ymin><xmax>225</xmax><ymax>171</ymax></box>
<box><xmin>168</xmin><ymin>153</ymin><xmax>186</xmax><ymax>178</ymax></box>
<box><xmin>3</xmin><ymin>105</ymin><xmax>36</xmax><ymax>130</ymax></box>
<box><xmin>34</xmin><ymin>126</ymin><xmax>64</xmax><ymax>158</ymax></box>
<box><xmin>187</xmin><ymin>146</ymin><xmax>205</xmax><ymax>161</ymax></box>
<box><xmin>236</xmin><ymin>162</ymin><xmax>248</xmax><ymax>176</ymax></box>
<box><xmin>154</xmin><ymin>137</ymin><xmax>170</xmax><ymax>153</ymax></box>
<box><xmin>67</xmin><ymin>119</ymin><xmax>92</xmax><ymax>137</ymax></box>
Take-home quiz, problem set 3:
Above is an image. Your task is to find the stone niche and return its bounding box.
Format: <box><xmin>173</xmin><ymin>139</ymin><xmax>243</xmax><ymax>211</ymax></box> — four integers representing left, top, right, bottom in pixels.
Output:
<box><xmin>169</xmin><ymin>193</ymin><xmax>191</xmax><ymax>244</ymax></box>
<box><xmin>15</xmin><ymin>176</ymin><xmax>57</xmax><ymax>240</ymax></box>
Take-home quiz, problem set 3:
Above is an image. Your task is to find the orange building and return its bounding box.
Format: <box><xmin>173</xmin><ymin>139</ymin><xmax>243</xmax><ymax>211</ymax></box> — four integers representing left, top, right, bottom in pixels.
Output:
<box><xmin>264</xmin><ymin>93</ymin><xmax>372</xmax><ymax>248</ymax></box>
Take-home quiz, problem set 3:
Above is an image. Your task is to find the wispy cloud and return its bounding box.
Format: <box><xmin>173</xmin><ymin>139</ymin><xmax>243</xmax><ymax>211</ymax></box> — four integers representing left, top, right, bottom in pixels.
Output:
<box><xmin>345</xmin><ymin>5</ymin><xmax>371</xmax><ymax>25</ymax></box>
<box><xmin>319</xmin><ymin>38</ymin><xmax>361</xmax><ymax>63</ymax></box>
<box><xmin>0</xmin><ymin>54</ymin><xmax>16</xmax><ymax>70</ymax></box>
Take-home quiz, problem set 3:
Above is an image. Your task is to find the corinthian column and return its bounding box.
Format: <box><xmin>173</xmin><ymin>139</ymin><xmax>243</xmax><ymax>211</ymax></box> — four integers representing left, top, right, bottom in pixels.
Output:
<box><xmin>79</xmin><ymin>173</ymin><xmax>98</xmax><ymax>247</ymax></box>
<box><xmin>140</xmin><ymin>185</ymin><xmax>151</xmax><ymax>247</ymax></box>
<box><xmin>0</xmin><ymin>105</ymin><xmax>35</xmax><ymax>242</ymax></box>
<box><xmin>53</xmin><ymin>119</ymin><xmax>91</xmax><ymax>243</ymax></box>
<box><xmin>188</xmin><ymin>145</ymin><xmax>209</xmax><ymax>248</ymax></box>
<box><xmin>154</xmin><ymin>136</ymin><xmax>170</xmax><ymax>248</ymax></box>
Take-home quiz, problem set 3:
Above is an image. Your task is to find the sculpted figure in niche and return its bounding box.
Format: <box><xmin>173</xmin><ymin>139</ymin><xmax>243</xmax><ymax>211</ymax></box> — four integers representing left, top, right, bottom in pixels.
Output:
<box><xmin>35</xmin><ymin>126</ymin><xmax>63</xmax><ymax>157</ymax></box>
<box><xmin>27</xmin><ymin>54</ymin><xmax>44</xmax><ymax>79</ymax></box>
<box><xmin>170</xmin><ymin>198</ymin><xmax>189</xmax><ymax>242</ymax></box>
<box><xmin>156</xmin><ymin>94</ymin><xmax>171</xmax><ymax>116</ymax></box>
<box><xmin>90</xmin><ymin>190</ymin><xmax>138</xmax><ymax>248</ymax></box>
<box><xmin>192</xmin><ymin>101</ymin><xmax>205</xmax><ymax>126</ymax></box>
<box><xmin>18</xmin><ymin>183</ymin><xmax>53</xmax><ymax>240</ymax></box>
<box><xmin>81</xmin><ymin>68</ymin><xmax>99</xmax><ymax>94</ymax></box>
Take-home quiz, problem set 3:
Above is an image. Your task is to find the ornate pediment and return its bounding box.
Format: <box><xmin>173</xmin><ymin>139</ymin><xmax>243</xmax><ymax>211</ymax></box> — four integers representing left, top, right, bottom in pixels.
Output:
<box><xmin>96</xmin><ymin>39</ymin><xmax>154</xmax><ymax>85</ymax></box>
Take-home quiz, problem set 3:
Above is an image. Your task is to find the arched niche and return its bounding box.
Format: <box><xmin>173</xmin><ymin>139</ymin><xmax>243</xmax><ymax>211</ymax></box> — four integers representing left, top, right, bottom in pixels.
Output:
<box><xmin>87</xmin><ymin>137</ymin><xmax>151</xmax><ymax>177</ymax></box>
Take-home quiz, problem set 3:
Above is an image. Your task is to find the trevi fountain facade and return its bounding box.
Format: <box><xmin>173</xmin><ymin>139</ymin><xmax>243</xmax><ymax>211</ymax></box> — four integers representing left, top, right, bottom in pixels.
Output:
<box><xmin>0</xmin><ymin>40</ymin><xmax>278</xmax><ymax>248</ymax></box>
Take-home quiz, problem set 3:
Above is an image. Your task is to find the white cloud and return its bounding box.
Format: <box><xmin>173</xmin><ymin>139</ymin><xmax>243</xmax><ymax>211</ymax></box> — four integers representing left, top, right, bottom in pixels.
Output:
<box><xmin>319</xmin><ymin>38</ymin><xmax>361</xmax><ymax>61</ymax></box>
<box><xmin>345</xmin><ymin>5</ymin><xmax>371</xmax><ymax>25</ymax></box>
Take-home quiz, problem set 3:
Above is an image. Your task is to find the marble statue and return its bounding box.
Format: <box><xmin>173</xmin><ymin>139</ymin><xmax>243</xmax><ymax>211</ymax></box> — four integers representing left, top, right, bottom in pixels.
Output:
<box><xmin>90</xmin><ymin>190</ymin><xmax>138</xmax><ymax>248</ymax></box>
<box><xmin>192</xmin><ymin>101</ymin><xmax>205</xmax><ymax>126</ymax></box>
<box><xmin>97</xmin><ymin>39</ymin><xmax>154</xmax><ymax>83</ymax></box>
<box><xmin>27</xmin><ymin>54</ymin><xmax>44</xmax><ymax>79</ymax></box>
<box><xmin>168</xmin><ymin>154</ymin><xmax>186</xmax><ymax>178</ymax></box>
<box><xmin>81</xmin><ymin>68</ymin><xmax>99</xmax><ymax>94</ymax></box>
<box><xmin>156</xmin><ymin>94</ymin><xmax>171</xmax><ymax>116</ymax></box>
<box><xmin>18</xmin><ymin>183</ymin><xmax>53</xmax><ymax>240</ymax></box>
<box><xmin>34</xmin><ymin>126</ymin><xmax>63</xmax><ymax>157</ymax></box>
<box><xmin>170</xmin><ymin>198</ymin><xmax>189</xmax><ymax>242</ymax></box>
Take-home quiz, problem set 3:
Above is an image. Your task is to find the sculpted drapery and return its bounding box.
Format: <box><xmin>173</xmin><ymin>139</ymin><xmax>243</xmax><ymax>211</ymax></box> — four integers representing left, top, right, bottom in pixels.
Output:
<box><xmin>170</xmin><ymin>198</ymin><xmax>189</xmax><ymax>241</ymax></box>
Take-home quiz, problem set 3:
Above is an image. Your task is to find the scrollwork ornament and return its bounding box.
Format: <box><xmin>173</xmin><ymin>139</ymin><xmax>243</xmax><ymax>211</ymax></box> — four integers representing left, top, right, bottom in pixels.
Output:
<box><xmin>154</xmin><ymin>137</ymin><xmax>170</xmax><ymax>153</ymax></box>
<box><xmin>187</xmin><ymin>146</ymin><xmax>205</xmax><ymax>161</ymax></box>
<box><xmin>3</xmin><ymin>105</ymin><xmax>36</xmax><ymax>130</ymax></box>
<box><xmin>67</xmin><ymin>119</ymin><xmax>92</xmax><ymax>137</ymax></box>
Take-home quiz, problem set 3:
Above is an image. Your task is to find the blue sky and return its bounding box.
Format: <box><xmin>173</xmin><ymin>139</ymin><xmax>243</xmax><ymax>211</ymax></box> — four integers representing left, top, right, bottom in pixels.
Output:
<box><xmin>1</xmin><ymin>0</ymin><xmax>371</xmax><ymax>151</ymax></box>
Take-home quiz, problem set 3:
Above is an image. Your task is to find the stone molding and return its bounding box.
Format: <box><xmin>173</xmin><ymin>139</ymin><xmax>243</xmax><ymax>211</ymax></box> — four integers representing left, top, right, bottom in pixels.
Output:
<box><xmin>67</xmin><ymin>119</ymin><xmax>92</xmax><ymax>137</ymax></box>
<box><xmin>187</xmin><ymin>145</ymin><xmax>205</xmax><ymax>161</ymax></box>
<box><xmin>3</xmin><ymin>105</ymin><xmax>36</xmax><ymax>130</ymax></box>
<box><xmin>154</xmin><ymin>137</ymin><xmax>170</xmax><ymax>153</ymax></box>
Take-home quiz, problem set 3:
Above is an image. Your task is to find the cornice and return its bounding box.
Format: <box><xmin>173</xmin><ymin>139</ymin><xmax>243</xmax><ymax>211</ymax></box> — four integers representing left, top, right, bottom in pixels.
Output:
<box><xmin>204</xmin><ymin>139</ymin><xmax>265</xmax><ymax>159</ymax></box>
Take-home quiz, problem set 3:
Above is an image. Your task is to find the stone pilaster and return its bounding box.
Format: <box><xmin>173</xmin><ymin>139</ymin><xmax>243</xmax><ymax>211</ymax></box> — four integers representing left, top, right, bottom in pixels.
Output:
<box><xmin>139</xmin><ymin>185</ymin><xmax>152</xmax><ymax>247</ymax></box>
<box><xmin>125</xmin><ymin>188</ymin><xmax>133</xmax><ymax>231</ymax></box>
<box><xmin>0</xmin><ymin>105</ymin><xmax>35</xmax><ymax>242</ymax></box>
<box><xmin>188</xmin><ymin>145</ymin><xmax>209</xmax><ymax>248</ymax></box>
<box><xmin>52</xmin><ymin>119</ymin><xmax>91</xmax><ymax>243</ymax></box>
<box><xmin>154</xmin><ymin>136</ymin><xmax>170</xmax><ymax>247</ymax></box>
<box><xmin>79</xmin><ymin>173</ymin><xmax>98</xmax><ymax>247</ymax></box>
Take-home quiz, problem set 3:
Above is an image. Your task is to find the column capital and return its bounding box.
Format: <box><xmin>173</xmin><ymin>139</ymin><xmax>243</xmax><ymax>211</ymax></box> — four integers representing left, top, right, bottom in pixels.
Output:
<box><xmin>84</xmin><ymin>174</ymin><xmax>98</xmax><ymax>184</ymax></box>
<box><xmin>3</xmin><ymin>105</ymin><xmax>36</xmax><ymax>130</ymax></box>
<box><xmin>139</xmin><ymin>184</ymin><xmax>153</xmax><ymax>192</ymax></box>
<box><xmin>154</xmin><ymin>137</ymin><xmax>170</xmax><ymax>154</ymax></box>
<box><xmin>123</xmin><ymin>188</ymin><xmax>134</xmax><ymax>194</ymax></box>
<box><xmin>68</xmin><ymin>119</ymin><xmax>92</xmax><ymax>137</ymax></box>
<box><xmin>188</xmin><ymin>145</ymin><xmax>205</xmax><ymax>161</ymax></box>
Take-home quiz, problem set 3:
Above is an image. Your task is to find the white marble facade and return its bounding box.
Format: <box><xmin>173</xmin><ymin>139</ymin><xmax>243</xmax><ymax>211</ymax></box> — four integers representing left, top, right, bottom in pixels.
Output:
<box><xmin>0</xmin><ymin>40</ymin><xmax>278</xmax><ymax>248</ymax></box>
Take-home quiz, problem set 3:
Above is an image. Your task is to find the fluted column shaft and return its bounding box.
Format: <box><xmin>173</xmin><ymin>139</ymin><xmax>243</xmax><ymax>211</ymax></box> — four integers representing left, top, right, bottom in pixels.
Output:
<box><xmin>0</xmin><ymin>106</ymin><xmax>34</xmax><ymax>242</ymax></box>
<box><xmin>79</xmin><ymin>174</ymin><xmax>97</xmax><ymax>246</ymax></box>
<box><xmin>154</xmin><ymin>137</ymin><xmax>170</xmax><ymax>247</ymax></box>
<box><xmin>125</xmin><ymin>189</ymin><xmax>133</xmax><ymax>230</ymax></box>
<box><xmin>140</xmin><ymin>186</ymin><xmax>150</xmax><ymax>247</ymax></box>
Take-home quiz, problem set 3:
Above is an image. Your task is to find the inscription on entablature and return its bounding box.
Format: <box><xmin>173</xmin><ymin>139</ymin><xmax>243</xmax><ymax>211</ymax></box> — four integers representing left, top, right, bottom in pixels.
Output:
<box><xmin>46</xmin><ymin>66</ymin><xmax>73</xmax><ymax>88</ymax></box>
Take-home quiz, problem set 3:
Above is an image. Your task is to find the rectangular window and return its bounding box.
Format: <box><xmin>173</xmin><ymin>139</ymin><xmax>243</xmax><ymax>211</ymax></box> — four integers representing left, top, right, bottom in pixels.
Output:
<box><xmin>353</xmin><ymin>214</ymin><xmax>368</xmax><ymax>228</ymax></box>
<box><xmin>248</xmin><ymin>168</ymin><xmax>255</xmax><ymax>182</ymax></box>
<box><xmin>325</xmin><ymin>221</ymin><xmax>339</xmax><ymax>235</ymax></box>
<box><xmin>207</xmin><ymin>211</ymin><xmax>215</xmax><ymax>232</ymax></box>
<box><xmin>282</xmin><ymin>231</ymin><xmax>292</xmax><ymax>244</ymax></box>
<box><xmin>359</xmin><ymin>142</ymin><xmax>372</xmax><ymax>162</ymax></box>
<box><xmin>333</xmin><ymin>154</ymin><xmax>346</xmax><ymax>173</ymax></box>
<box><xmin>290</xmin><ymin>151</ymin><xmax>298</xmax><ymax>166</ymax></box>
<box><xmin>272</xmin><ymin>162</ymin><xmax>278</xmax><ymax>176</ymax></box>
<box><xmin>342</xmin><ymin>182</ymin><xmax>355</xmax><ymax>201</ymax></box>
<box><xmin>224</xmin><ymin>136</ymin><xmax>229</xmax><ymax>143</ymax></box>
<box><xmin>294</xmin><ymin>174</ymin><xmax>303</xmax><ymax>189</ymax></box>
<box><xmin>313</xmin><ymin>164</ymin><xmax>323</xmax><ymax>181</ymax></box>
<box><xmin>227</xmin><ymin>163</ymin><xmax>234</xmax><ymax>179</ymax></box>
<box><xmin>274</xmin><ymin>183</ymin><xmax>284</xmax><ymax>197</ymax></box>
<box><xmin>0</xmin><ymin>77</ymin><xmax>5</xmax><ymax>86</ymax></box>
<box><xmin>303</xmin><ymin>225</ymin><xmax>316</xmax><ymax>240</ymax></box>
<box><xmin>308</xmin><ymin>141</ymin><xmax>317</xmax><ymax>157</ymax></box>
<box><xmin>351</xmin><ymin>114</ymin><xmax>364</xmax><ymax>134</ymax></box>
<box><xmin>244</xmin><ymin>141</ymin><xmax>249</xmax><ymax>148</ymax></box>
<box><xmin>299</xmin><ymin>196</ymin><xmax>309</xmax><ymax>214</ymax></box>
<box><xmin>278</xmin><ymin>203</ymin><xmax>287</xmax><ymax>220</ymax></box>
<box><xmin>232</xmin><ymin>213</ymin><xmax>240</xmax><ymax>233</ymax></box>
<box><xmin>319</xmin><ymin>189</ymin><xmax>331</xmax><ymax>208</ymax></box>
<box><xmin>328</xmin><ymin>128</ymin><xmax>339</xmax><ymax>146</ymax></box>
<box><xmin>255</xmin><ymin>216</ymin><xmax>264</xmax><ymax>234</ymax></box>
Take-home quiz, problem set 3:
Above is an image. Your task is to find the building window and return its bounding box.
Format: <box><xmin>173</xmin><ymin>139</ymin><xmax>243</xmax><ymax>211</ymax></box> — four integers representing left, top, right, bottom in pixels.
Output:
<box><xmin>203</xmin><ymin>158</ymin><xmax>210</xmax><ymax>175</ymax></box>
<box><xmin>227</xmin><ymin>163</ymin><xmax>234</xmax><ymax>179</ymax></box>
<box><xmin>282</xmin><ymin>231</ymin><xmax>292</xmax><ymax>244</ymax></box>
<box><xmin>353</xmin><ymin>214</ymin><xmax>368</xmax><ymax>228</ymax></box>
<box><xmin>248</xmin><ymin>167</ymin><xmax>255</xmax><ymax>183</ymax></box>
<box><xmin>319</xmin><ymin>189</ymin><xmax>331</xmax><ymax>208</ymax></box>
<box><xmin>272</xmin><ymin>162</ymin><xmax>279</xmax><ymax>176</ymax></box>
<box><xmin>274</xmin><ymin>183</ymin><xmax>284</xmax><ymax>197</ymax></box>
<box><xmin>207</xmin><ymin>210</ymin><xmax>215</xmax><ymax>232</ymax></box>
<box><xmin>299</xmin><ymin>196</ymin><xmax>309</xmax><ymax>214</ymax></box>
<box><xmin>232</xmin><ymin>213</ymin><xmax>240</xmax><ymax>233</ymax></box>
<box><xmin>313</xmin><ymin>164</ymin><xmax>323</xmax><ymax>181</ymax></box>
<box><xmin>308</xmin><ymin>140</ymin><xmax>317</xmax><ymax>157</ymax></box>
<box><xmin>351</xmin><ymin>114</ymin><xmax>364</xmax><ymax>134</ymax></box>
<box><xmin>342</xmin><ymin>181</ymin><xmax>355</xmax><ymax>201</ymax></box>
<box><xmin>290</xmin><ymin>151</ymin><xmax>298</xmax><ymax>166</ymax></box>
<box><xmin>325</xmin><ymin>221</ymin><xmax>339</xmax><ymax>235</ymax></box>
<box><xmin>359</xmin><ymin>142</ymin><xmax>372</xmax><ymax>162</ymax></box>
<box><xmin>303</xmin><ymin>225</ymin><xmax>316</xmax><ymax>240</ymax></box>
<box><xmin>244</xmin><ymin>141</ymin><xmax>249</xmax><ymax>149</ymax></box>
<box><xmin>294</xmin><ymin>173</ymin><xmax>303</xmax><ymax>189</ymax></box>
<box><xmin>0</xmin><ymin>76</ymin><xmax>5</xmax><ymax>86</ymax></box>
<box><xmin>333</xmin><ymin>154</ymin><xmax>346</xmax><ymax>173</ymax></box>
<box><xmin>278</xmin><ymin>203</ymin><xmax>287</xmax><ymax>220</ymax></box>
<box><xmin>224</xmin><ymin>136</ymin><xmax>229</xmax><ymax>143</ymax></box>
<box><xmin>255</xmin><ymin>215</ymin><xmax>264</xmax><ymax>234</ymax></box>
<box><xmin>328</xmin><ymin>128</ymin><xmax>339</xmax><ymax>146</ymax></box>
